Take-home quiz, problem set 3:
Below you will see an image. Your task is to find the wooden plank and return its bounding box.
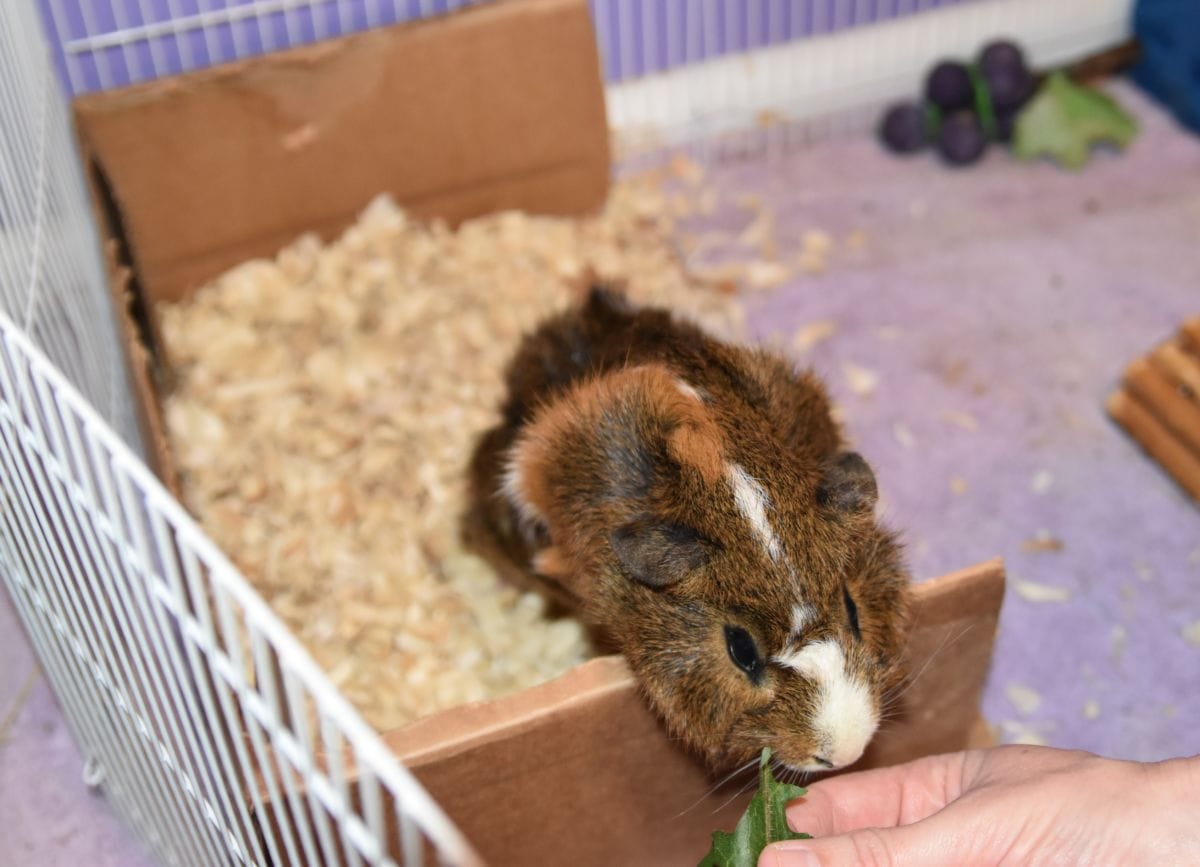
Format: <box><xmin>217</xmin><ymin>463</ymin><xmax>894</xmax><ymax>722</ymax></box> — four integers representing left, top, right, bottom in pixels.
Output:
<box><xmin>1108</xmin><ymin>388</ymin><xmax>1200</xmax><ymax>501</ymax></box>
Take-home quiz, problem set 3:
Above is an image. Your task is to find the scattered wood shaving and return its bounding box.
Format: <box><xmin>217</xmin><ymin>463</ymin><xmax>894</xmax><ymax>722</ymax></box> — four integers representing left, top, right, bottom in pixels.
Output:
<box><xmin>742</xmin><ymin>259</ymin><xmax>791</xmax><ymax>290</ymax></box>
<box><xmin>1030</xmin><ymin>470</ymin><xmax>1054</xmax><ymax>494</ymax></box>
<box><xmin>1134</xmin><ymin>561</ymin><xmax>1154</xmax><ymax>582</ymax></box>
<box><xmin>940</xmin><ymin>410</ymin><xmax>979</xmax><ymax>431</ymax></box>
<box><xmin>999</xmin><ymin>721</ymin><xmax>1047</xmax><ymax>746</ymax></box>
<box><xmin>800</xmin><ymin>228</ymin><xmax>834</xmax><ymax>256</ymax></box>
<box><xmin>1013</xmin><ymin>580</ymin><xmax>1071</xmax><ymax>603</ymax></box>
<box><xmin>668</xmin><ymin>152</ymin><xmax>705</xmax><ymax>186</ymax></box>
<box><xmin>791</xmin><ymin>229</ymin><xmax>834</xmax><ymax>274</ymax></box>
<box><xmin>1020</xmin><ymin>534</ymin><xmax>1064</xmax><ymax>554</ymax></box>
<box><xmin>736</xmin><ymin>206</ymin><xmax>777</xmax><ymax>258</ymax></box>
<box><xmin>792</xmin><ymin>320</ymin><xmax>837</xmax><ymax>353</ymax></box>
<box><xmin>1182</xmin><ymin>621</ymin><xmax>1200</xmax><ymax>647</ymax></box>
<box><xmin>1189</xmin><ymin>546</ymin><xmax>1200</xmax><ymax>566</ymax></box>
<box><xmin>1005</xmin><ymin>683</ymin><xmax>1042</xmax><ymax>715</ymax></box>
<box><xmin>845</xmin><ymin>228</ymin><xmax>868</xmax><ymax>250</ymax></box>
<box><xmin>159</xmin><ymin>175</ymin><xmax>745</xmax><ymax>732</ymax></box>
<box><xmin>893</xmin><ymin>422</ymin><xmax>916</xmax><ymax>450</ymax></box>
<box><xmin>1111</xmin><ymin>624</ymin><xmax>1128</xmax><ymax>661</ymax></box>
<box><xmin>1082</xmin><ymin>699</ymin><xmax>1100</xmax><ymax>720</ymax></box>
<box><xmin>949</xmin><ymin>476</ymin><xmax>968</xmax><ymax>495</ymax></box>
<box><xmin>691</xmin><ymin>262</ymin><xmax>750</xmax><ymax>289</ymax></box>
<box><xmin>843</xmin><ymin>362</ymin><xmax>879</xmax><ymax>397</ymax></box>
<box><xmin>794</xmin><ymin>249</ymin><xmax>828</xmax><ymax>275</ymax></box>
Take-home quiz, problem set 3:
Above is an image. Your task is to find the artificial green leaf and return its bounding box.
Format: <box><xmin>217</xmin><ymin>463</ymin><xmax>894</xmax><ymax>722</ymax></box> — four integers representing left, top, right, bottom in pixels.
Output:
<box><xmin>1013</xmin><ymin>71</ymin><xmax>1138</xmax><ymax>170</ymax></box>
<box><xmin>698</xmin><ymin>749</ymin><xmax>812</xmax><ymax>867</ymax></box>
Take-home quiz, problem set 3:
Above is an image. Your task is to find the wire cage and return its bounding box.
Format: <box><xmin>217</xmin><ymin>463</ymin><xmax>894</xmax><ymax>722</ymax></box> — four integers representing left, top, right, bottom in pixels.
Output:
<box><xmin>1</xmin><ymin>1</ymin><xmax>1134</xmax><ymax>865</ymax></box>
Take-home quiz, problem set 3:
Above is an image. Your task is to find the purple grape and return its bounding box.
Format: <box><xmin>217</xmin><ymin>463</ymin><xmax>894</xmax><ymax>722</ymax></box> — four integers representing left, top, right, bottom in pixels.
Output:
<box><xmin>879</xmin><ymin>102</ymin><xmax>928</xmax><ymax>154</ymax></box>
<box><xmin>925</xmin><ymin>61</ymin><xmax>974</xmax><ymax>112</ymax></box>
<box><xmin>978</xmin><ymin>39</ymin><xmax>1034</xmax><ymax>110</ymax></box>
<box><xmin>937</xmin><ymin>112</ymin><xmax>988</xmax><ymax>165</ymax></box>
<box><xmin>979</xmin><ymin>40</ymin><xmax>1028</xmax><ymax>78</ymax></box>
<box><xmin>983</xmin><ymin>65</ymin><xmax>1035</xmax><ymax>110</ymax></box>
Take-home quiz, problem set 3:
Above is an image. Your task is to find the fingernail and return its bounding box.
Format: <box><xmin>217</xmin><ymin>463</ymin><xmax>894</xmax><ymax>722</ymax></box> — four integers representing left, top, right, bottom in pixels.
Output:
<box><xmin>763</xmin><ymin>843</ymin><xmax>820</xmax><ymax>867</ymax></box>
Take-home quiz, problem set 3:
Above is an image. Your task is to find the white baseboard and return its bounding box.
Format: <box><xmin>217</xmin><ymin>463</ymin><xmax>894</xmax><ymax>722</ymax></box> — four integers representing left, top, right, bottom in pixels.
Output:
<box><xmin>606</xmin><ymin>0</ymin><xmax>1134</xmax><ymax>151</ymax></box>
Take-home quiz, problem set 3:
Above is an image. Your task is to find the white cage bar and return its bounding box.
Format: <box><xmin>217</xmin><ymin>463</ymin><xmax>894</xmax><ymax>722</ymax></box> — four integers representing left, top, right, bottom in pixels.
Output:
<box><xmin>37</xmin><ymin>0</ymin><xmax>489</xmax><ymax>97</ymax></box>
<box><xmin>0</xmin><ymin>309</ymin><xmax>484</xmax><ymax>866</ymax></box>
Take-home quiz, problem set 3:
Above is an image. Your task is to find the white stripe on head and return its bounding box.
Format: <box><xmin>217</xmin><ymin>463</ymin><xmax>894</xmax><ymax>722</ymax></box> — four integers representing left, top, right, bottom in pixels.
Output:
<box><xmin>675</xmin><ymin>380</ymin><xmax>704</xmax><ymax>401</ymax></box>
<box><xmin>775</xmin><ymin>639</ymin><xmax>877</xmax><ymax>769</ymax></box>
<box><xmin>725</xmin><ymin>463</ymin><xmax>782</xmax><ymax>561</ymax></box>
<box><xmin>788</xmin><ymin>603</ymin><xmax>816</xmax><ymax>641</ymax></box>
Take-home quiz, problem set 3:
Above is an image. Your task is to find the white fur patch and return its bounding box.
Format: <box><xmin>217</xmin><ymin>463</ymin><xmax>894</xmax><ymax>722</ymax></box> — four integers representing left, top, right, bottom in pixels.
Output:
<box><xmin>725</xmin><ymin>463</ymin><xmax>782</xmax><ymax>561</ymax></box>
<box><xmin>675</xmin><ymin>380</ymin><xmax>704</xmax><ymax>401</ymax></box>
<box><xmin>775</xmin><ymin>639</ymin><xmax>877</xmax><ymax>769</ymax></box>
<box><xmin>500</xmin><ymin>442</ymin><xmax>546</xmax><ymax>528</ymax></box>
<box><xmin>788</xmin><ymin>604</ymin><xmax>816</xmax><ymax>641</ymax></box>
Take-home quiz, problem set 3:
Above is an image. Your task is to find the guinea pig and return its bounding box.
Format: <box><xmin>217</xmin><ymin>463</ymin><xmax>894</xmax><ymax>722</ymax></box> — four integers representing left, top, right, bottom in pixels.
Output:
<box><xmin>463</xmin><ymin>287</ymin><xmax>911</xmax><ymax>774</ymax></box>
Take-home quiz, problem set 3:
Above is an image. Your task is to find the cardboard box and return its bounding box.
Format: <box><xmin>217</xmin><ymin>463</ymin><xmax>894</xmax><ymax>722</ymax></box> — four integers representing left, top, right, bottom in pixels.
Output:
<box><xmin>74</xmin><ymin>1</ymin><xmax>1006</xmax><ymax>864</ymax></box>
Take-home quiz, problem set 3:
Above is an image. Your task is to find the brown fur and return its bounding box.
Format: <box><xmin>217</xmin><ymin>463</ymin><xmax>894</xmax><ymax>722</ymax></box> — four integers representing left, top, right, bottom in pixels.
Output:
<box><xmin>463</xmin><ymin>287</ymin><xmax>912</xmax><ymax>771</ymax></box>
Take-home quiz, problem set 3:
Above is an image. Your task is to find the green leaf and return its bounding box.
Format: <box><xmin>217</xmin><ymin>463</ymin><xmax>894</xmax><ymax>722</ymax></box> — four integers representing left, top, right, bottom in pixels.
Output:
<box><xmin>697</xmin><ymin>749</ymin><xmax>812</xmax><ymax>867</ymax></box>
<box><xmin>1013</xmin><ymin>71</ymin><xmax>1138</xmax><ymax>170</ymax></box>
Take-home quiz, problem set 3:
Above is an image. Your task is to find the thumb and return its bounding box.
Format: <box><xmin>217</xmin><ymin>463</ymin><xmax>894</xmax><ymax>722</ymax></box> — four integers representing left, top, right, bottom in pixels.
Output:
<box><xmin>759</xmin><ymin>816</ymin><xmax>972</xmax><ymax>867</ymax></box>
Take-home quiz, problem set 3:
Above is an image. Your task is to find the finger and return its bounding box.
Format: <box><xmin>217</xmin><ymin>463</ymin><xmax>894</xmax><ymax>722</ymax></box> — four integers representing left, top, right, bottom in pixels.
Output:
<box><xmin>784</xmin><ymin>751</ymin><xmax>971</xmax><ymax>837</ymax></box>
<box><xmin>762</xmin><ymin>806</ymin><xmax>983</xmax><ymax>867</ymax></box>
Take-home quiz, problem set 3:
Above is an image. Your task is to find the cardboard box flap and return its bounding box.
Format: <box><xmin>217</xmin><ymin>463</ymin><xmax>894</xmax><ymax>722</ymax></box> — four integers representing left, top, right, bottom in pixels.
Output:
<box><xmin>74</xmin><ymin>0</ymin><xmax>610</xmax><ymax>305</ymax></box>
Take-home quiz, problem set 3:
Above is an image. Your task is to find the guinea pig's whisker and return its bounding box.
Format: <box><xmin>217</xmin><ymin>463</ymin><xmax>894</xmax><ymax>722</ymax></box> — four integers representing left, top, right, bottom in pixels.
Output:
<box><xmin>888</xmin><ymin>622</ymin><xmax>976</xmax><ymax>703</ymax></box>
<box><xmin>670</xmin><ymin>756</ymin><xmax>759</xmax><ymax>820</ymax></box>
<box><xmin>873</xmin><ymin>719</ymin><xmax>900</xmax><ymax>737</ymax></box>
<box><xmin>782</xmin><ymin>764</ymin><xmax>801</xmax><ymax>788</ymax></box>
<box><xmin>711</xmin><ymin>772</ymin><xmax>763</xmax><ymax>816</ymax></box>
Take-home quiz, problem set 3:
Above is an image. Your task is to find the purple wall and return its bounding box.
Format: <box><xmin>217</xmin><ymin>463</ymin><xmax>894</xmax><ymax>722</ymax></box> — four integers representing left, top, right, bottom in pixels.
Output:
<box><xmin>36</xmin><ymin>0</ymin><xmax>981</xmax><ymax>96</ymax></box>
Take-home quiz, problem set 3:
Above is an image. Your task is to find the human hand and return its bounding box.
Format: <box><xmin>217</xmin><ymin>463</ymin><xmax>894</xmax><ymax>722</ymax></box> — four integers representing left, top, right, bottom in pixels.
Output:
<box><xmin>759</xmin><ymin>745</ymin><xmax>1200</xmax><ymax>866</ymax></box>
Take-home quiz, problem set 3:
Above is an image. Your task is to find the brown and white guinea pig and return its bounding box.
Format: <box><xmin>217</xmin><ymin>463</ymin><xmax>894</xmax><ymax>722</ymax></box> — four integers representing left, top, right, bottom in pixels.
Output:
<box><xmin>463</xmin><ymin>287</ymin><xmax>911</xmax><ymax>774</ymax></box>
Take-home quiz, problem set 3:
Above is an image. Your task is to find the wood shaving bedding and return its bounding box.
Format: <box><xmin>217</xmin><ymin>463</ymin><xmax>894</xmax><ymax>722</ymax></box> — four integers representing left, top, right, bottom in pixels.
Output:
<box><xmin>159</xmin><ymin>174</ymin><xmax>745</xmax><ymax>732</ymax></box>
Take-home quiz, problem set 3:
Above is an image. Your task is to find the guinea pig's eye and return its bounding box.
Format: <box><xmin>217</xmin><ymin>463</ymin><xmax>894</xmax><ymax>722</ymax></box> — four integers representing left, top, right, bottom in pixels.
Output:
<box><xmin>724</xmin><ymin>625</ymin><xmax>764</xmax><ymax>683</ymax></box>
<box><xmin>843</xmin><ymin>585</ymin><xmax>861</xmax><ymax>641</ymax></box>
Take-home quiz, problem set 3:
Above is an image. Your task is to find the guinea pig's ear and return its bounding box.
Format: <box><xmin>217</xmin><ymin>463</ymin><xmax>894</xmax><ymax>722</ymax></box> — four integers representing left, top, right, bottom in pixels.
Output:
<box><xmin>609</xmin><ymin>518</ymin><xmax>716</xmax><ymax>588</ymax></box>
<box><xmin>816</xmin><ymin>451</ymin><xmax>878</xmax><ymax>515</ymax></box>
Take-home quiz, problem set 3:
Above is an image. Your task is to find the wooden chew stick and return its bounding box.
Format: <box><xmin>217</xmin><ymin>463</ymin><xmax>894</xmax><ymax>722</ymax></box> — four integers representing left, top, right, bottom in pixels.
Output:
<box><xmin>1182</xmin><ymin>317</ymin><xmax>1200</xmax><ymax>354</ymax></box>
<box><xmin>1150</xmin><ymin>341</ymin><xmax>1200</xmax><ymax>401</ymax></box>
<box><xmin>1123</xmin><ymin>358</ymin><xmax>1200</xmax><ymax>457</ymax></box>
<box><xmin>1107</xmin><ymin>389</ymin><xmax>1200</xmax><ymax>501</ymax></box>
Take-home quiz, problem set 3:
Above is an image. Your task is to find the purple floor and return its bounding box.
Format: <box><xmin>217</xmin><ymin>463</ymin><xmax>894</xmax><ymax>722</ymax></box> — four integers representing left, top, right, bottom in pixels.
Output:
<box><xmin>2</xmin><ymin>80</ymin><xmax>1198</xmax><ymax>863</ymax></box>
